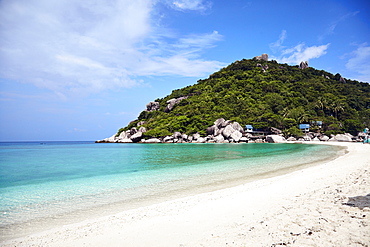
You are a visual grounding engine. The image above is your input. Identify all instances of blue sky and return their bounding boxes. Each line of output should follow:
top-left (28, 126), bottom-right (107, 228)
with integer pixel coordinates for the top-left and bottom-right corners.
top-left (0, 0), bottom-right (369, 141)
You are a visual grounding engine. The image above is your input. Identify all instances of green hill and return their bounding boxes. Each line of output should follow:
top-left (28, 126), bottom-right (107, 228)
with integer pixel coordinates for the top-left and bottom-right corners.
top-left (118, 58), bottom-right (370, 138)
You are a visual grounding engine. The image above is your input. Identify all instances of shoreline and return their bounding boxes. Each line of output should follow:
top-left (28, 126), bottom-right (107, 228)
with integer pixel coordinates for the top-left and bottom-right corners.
top-left (1, 142), bottom-right (369, 246)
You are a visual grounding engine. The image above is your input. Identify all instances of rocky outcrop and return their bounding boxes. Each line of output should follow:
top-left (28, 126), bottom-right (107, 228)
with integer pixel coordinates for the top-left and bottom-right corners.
top-left (339, 76), bottom-right (346, 83)
top-left (266, 135), bottom-right (287, 143)
top-left (257, 63), bottom-right (269, 72)
top-left (299, 61), bottom-right (308, 69)
top-left (146, 101), bottom-right (160, 112)
top-left (254, 53), bottom-right (269, 61)
top-left (164, 96), bottom-right (188, 113)
top-left (329, 133), bottom-right (353, 142)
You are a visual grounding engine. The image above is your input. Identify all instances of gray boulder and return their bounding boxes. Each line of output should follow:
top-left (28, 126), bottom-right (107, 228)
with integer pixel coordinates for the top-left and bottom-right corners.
top-left (193, 133), bottom-right (201, 140)
top-left (254, 53), bottom-right (269, 61)
top-left (164, 96), bottom-right (188, 113)
top-left (230, 131), bottom-right (242, 142)
top-left (231, 122), bottom-right (244, 133)
top-left (266, 135), bottom-right (287, 143)
top-left (299, 61), bottom-right (309, 69)
top-left (214, 118), bottom-right (226, 128)
top-left (118, 138), bottom-right (133, 143)
top-left (332, 134), bottom-right (353, 142)
top-left (197, 137), bottom-right (206, 143)
top-left (144, 138), bottom-right (161, 143)
top-left (319, 135), bottom-right (329, 141)
top-left (130, 131), bottom-right (143, 142)
top-left (214, 134), bottom-right (225, 143)
top-left (146, 102), bottom-right (160, 112)
top-left (287, 136), bottom-right (297, 141)
top-left (222, 125), bottom-right (235, 138)
top-left (239, 137), bottom-right (249, 142)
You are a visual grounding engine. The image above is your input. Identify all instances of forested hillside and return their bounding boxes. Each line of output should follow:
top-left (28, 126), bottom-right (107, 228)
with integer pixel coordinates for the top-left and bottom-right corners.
top-left (119, 58), bottom-right (370, 138)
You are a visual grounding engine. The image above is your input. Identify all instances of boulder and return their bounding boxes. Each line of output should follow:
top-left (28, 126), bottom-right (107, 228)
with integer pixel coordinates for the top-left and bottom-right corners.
top-left (333, 134), bottom-right (353, 142)
top-left (206, 126), bottom-right (216, 136)
top-left (197, 137), bottom-right (206, 143)
top-left (239, 137), bottom-right (249, 142)
top-left (146, 102), bottom-right (160, 112)
top-left (105, 134), bottom-right (117, 142)
top-left (118, 131), bottom-right (127, 139)
top-left (130, 131), bottom-right (143, 143)
top-left (137, 121), bottom-right (146, 127)
top-left (163, 136), bottom-right (173, 143)
top-left (266, 135), bottom-right (287, 143)
top-left (145, 138), bottom-right (161, 143)
top-left (138, 127), bottom-right (147, 133)
top-left (222, 125), bottom-right (235, 138)
top-left (214, 134), bottom-right (225, 143)
top-left (232, 122), bottom-right (244, 133)
top-left (254, 53), bottom-right (268, 61)
top-left (173, 132), bottom-right (182, 139)
top-left (193, 133), bottom-right (201, 140)
top-left (339, 76), bottom-right (346, 83)
top-left (303, 135), bottom-right (311, 141)
top-left (130, 127), bottom-right (137, 135)
top-left (214, 118), bottom-right (226, 128)
top-left (319, 135), bottom-right (329, 141)
top-left (118, 138), bottom-right (133, 143)
top-left (164, 96), bottom-right (188, 113)
top-left (230, 131), bottom-right (242, 142)
top-left (299, 61), bottom-right (308, 69)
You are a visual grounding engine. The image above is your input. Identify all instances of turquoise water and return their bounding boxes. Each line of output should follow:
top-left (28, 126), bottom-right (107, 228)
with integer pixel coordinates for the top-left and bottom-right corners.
top-left (0, 142), bottom-right (344, 240)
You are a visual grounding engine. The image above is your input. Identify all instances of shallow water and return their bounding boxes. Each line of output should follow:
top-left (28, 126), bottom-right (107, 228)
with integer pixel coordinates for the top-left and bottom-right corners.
top-left (0, 142), bottom-right (344, 240)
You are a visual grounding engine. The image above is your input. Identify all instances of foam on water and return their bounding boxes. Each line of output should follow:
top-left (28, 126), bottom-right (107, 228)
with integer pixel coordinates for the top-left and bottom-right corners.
top-left (0, 142), bottom-right (344, 240)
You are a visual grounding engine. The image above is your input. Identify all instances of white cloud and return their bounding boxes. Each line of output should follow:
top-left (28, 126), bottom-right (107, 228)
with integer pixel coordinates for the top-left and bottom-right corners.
top-left (0, 0), bottom-right (222, 96)
top-left (171, 0), bottom-right (212, 11)
top-left (269, 31), bottom-right (329, 64)
top-left (345, 44), bottom-right (370, 82)
top-left (279, 43), bottom-right (330, 64)
top-left (269, 30), bottom-right (287, 52)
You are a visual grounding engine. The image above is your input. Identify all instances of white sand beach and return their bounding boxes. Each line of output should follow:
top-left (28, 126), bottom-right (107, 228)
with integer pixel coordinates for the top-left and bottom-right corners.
top-left (2, 142), bottom-right (369, 247)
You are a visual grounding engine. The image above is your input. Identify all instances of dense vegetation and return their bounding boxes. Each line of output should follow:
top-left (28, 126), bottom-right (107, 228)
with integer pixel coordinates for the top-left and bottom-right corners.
top-left (119, 58), bottom-right (370, 138)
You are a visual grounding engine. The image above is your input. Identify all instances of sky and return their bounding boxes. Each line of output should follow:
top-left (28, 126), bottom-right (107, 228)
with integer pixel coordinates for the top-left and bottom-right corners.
top-left (0, 0), bottom-right (369, 141)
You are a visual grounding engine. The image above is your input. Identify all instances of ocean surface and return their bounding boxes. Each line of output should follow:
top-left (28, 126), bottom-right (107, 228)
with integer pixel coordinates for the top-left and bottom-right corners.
top-left (0, 141), bottom-right (344, 240)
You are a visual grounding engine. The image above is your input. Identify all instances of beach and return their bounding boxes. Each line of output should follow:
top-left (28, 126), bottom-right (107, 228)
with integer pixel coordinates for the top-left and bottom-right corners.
top-left (1, 142), bottom-right (369, 246)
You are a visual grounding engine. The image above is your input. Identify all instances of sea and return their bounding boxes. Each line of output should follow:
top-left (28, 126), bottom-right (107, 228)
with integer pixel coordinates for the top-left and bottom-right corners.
top-left (0, 141), bottom-right (345, 241)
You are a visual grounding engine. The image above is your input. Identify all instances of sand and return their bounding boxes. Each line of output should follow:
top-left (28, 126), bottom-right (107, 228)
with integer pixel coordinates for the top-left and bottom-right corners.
top-left (1, 142), bottom-right (369, 247)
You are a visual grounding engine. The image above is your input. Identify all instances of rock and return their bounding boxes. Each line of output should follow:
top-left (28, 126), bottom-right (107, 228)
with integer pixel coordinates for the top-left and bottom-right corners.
top-left (334, 134), bottom-right (353, 142)
top-left (173, 132), bottom-right (182, 139)
top-left (214, 134), bottom-right (225, 143)
top-left (319, 135), bottom-right (329, 141)
top-left (197, 137), bottom-right (206, 143)
top-left (239, 137), bottom-right (249, 142)
top-left (137, 121), bottom-right (146, 127)
top-left (146, 102), bottom-right (160, 112)
top-left (254, 53), bottom-right (268, 61)
top-left (256, 63), bottom-right (268, 72)
top-left (138, 127), bottom-right (147, 133)
top-left (222, 125), bottom-right (235, 138)
top-left (164, 96), bottom-right (188, 113)
top-left (118, 138), bottom-right (133, 143)
top-left (145, 138), bottom-right (161, 143)
top-left (303, 135), bottom-right (311, 141)
top-left (313, 137), bottom-right (320, 141)
top-left (266, 135), bottom-right (287, 143)
top-left (105, 134), bottom-right (117, 142)
top-left (193, 133), bottom-right (201, 140)
top-left (231, 122), bottom-right (244, 133)
top-left (163, 136), bottom-right (173, 143)
top-left (130, 127), bottom-right (137, 135)
top-left (339, 76), bottom-right (346, 83)
top-left (181, 134), bottom-right (188, 140)
top-left (287, 136), bottom-right (297, 141)
top-left (270, 127), bottom-right (282, 135)
top-left (118, 131), bottom-right (127, 139)
top-left (214, 118), bottom-right (226, 128)
top-left (130, 131), bottom-right (143, 142)
top-left (299, 61), bottom-right (308, 69)
top-left (206, 126), bottom-right (216, 136)
top-left (230, 131), bottom-right (242, 142)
